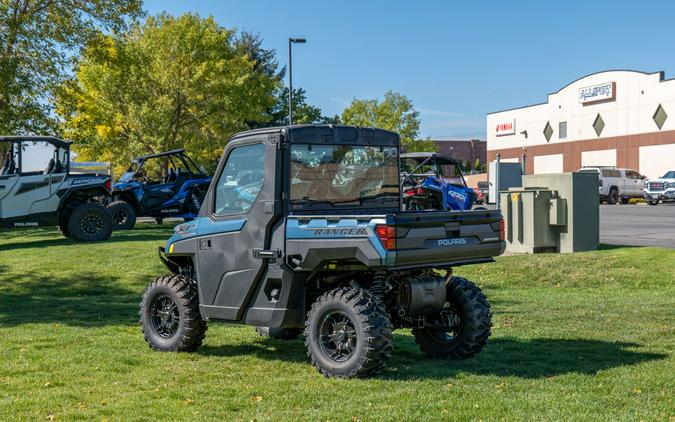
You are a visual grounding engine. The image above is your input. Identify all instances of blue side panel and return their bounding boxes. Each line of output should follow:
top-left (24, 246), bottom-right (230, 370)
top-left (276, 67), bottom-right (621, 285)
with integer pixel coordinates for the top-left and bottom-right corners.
top-left (166, 217), bottom-right (246, 251)
top-left (286, 217), bottom-right (393, 265)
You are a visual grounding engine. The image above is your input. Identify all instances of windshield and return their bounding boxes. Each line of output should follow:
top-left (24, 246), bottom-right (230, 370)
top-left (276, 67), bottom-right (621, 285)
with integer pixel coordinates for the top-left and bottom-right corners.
top-left (290, 144), bottom-right (399, 210)
top-left (662, 171), bottom-right (675, 179)
top-left (401, 158), bottom-right (436, 175)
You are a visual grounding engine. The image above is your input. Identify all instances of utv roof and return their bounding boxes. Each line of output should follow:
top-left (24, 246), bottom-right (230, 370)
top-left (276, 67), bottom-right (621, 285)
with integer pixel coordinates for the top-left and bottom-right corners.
top-left (0, 135), bottom-right (72, 149)
top-left (133, 149), bottom-right (187, 163)
top-left (401, 152), bottom-right (462, 166)
top-left (229, 125), bottom-right (400, 146)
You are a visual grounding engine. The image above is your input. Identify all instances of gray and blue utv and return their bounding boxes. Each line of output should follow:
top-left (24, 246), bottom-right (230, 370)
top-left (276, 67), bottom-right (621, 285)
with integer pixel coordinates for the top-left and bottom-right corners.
top-left (0, 136), bottom-right (113, 242)
top-left (139, 125), bottom-right (505, 378)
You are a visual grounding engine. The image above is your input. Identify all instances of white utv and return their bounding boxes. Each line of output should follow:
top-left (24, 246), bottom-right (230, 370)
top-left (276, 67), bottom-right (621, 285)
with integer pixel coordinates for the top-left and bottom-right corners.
top-left (0, 136), bottom-right (113, 242)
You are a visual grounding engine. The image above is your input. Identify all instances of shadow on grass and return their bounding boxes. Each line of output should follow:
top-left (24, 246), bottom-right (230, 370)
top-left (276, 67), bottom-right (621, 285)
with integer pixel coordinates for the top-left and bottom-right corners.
top-left (198, 333), bottom-right (667, 379)
top-left (383, 334), bottom-right (667, 380)
top-left (598, 243), bottom-right (644, 251)
top-left (0, 225), bottom-right (172, 252)
top-left (0, 271), bottom-right (141, 327)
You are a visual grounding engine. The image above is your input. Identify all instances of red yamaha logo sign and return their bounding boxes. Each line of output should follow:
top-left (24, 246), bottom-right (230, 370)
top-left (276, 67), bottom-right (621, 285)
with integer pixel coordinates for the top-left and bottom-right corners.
top-left (496, 119), bottom-right (516, 136)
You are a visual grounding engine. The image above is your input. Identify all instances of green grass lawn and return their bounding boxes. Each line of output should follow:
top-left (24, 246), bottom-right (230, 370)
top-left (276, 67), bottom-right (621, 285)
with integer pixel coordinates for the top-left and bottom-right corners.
top-left (1, 225), bottom-right (673, 421)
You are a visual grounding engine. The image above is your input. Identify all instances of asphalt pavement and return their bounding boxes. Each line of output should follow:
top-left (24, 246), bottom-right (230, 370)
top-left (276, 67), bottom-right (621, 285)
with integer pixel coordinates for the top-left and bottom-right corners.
top-left (600, 203), bottom-right (675, 248)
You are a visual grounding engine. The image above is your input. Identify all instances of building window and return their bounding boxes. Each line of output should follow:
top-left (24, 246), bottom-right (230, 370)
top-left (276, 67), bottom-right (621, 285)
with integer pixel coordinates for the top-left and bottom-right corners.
top-left (543, 121), bottom-right (553, 142)
top-left (653, 104), bottom-right (668, 130)
top-left (559, 121), bottom-right (567, 139)
top-left (593, 114), bottom-right (605, 137)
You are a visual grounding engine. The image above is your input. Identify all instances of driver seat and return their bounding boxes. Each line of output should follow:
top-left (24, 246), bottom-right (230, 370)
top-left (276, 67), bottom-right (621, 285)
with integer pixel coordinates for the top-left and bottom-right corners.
top-left (43, 158), bottom-right (55, 175)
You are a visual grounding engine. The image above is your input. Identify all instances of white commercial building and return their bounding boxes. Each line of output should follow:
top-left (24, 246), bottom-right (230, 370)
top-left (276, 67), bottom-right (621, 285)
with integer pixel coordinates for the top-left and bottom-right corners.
top-left (487, 70), bottom-right (675, 179)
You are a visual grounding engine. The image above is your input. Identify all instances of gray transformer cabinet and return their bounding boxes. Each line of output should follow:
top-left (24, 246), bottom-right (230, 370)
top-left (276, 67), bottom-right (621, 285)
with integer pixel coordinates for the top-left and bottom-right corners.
top-left (500, 172), bottom-right (599, 253)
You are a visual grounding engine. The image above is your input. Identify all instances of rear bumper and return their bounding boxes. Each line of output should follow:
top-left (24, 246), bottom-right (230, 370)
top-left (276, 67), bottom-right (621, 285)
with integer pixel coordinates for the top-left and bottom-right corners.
top-left (391, 240), bottom-right (505, 271)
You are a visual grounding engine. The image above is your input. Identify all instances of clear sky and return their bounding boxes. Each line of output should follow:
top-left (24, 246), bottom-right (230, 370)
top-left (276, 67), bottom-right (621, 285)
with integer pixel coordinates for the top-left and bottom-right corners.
top-left (144, 0), bottom-right (675, 140)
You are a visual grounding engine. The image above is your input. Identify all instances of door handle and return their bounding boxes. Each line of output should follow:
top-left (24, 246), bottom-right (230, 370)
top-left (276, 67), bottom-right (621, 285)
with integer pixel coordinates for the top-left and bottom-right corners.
top-left (252, 249), bottom-right (281, 259)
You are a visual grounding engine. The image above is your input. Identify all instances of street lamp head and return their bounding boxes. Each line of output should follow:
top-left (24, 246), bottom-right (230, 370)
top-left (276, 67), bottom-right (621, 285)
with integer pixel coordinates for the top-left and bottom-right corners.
top-left (290, 37), bottom-right (307, 43)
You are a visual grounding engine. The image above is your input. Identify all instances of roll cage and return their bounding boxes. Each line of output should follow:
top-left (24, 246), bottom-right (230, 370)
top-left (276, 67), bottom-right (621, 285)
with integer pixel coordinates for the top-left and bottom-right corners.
top-left (400, 152), bottom-right (469, 187)
top-left (0, 136), bottom-right (72, 176)
top-left (124, 149), bottom-right (206, 180)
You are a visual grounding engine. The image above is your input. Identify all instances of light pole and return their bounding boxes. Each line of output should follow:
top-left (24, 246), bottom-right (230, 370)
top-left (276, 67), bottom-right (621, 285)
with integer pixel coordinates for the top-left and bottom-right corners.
top-left (288, 37), bottom-right (306, 125)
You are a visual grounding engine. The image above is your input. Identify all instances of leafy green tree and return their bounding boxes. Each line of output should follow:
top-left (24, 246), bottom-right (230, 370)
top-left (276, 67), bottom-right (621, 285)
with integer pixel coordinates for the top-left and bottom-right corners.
top-left (265, 87), bottom-right (340, 127)
top-left (57, 13), bottom-right (279, 172)
top-left (474, 158), bottom-right (482, 172)
top-left (341, 91), bottom-right (434, 152)
top-left (0, 0), bottom-right (143, 134)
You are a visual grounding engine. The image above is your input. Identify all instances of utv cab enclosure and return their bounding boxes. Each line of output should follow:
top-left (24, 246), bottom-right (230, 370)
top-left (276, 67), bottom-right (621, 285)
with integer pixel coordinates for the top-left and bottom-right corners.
top-left (108, 149), bottom-right (211, 229)
top-left (0, 136), bottom-right (113, 242)
top-left (140, 125), bottom-right (505, 378)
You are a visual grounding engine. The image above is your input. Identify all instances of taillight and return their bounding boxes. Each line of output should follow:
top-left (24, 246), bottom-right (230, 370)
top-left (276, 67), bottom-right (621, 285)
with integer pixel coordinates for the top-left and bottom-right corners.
top-left (414, 187), bottom-right (425, 195)
top-left (375, 224), bottom-right (396, 250)
top-left (499, 219), bottom-right (505, 241)
top-left (105, 179), bottom-right (111, 191)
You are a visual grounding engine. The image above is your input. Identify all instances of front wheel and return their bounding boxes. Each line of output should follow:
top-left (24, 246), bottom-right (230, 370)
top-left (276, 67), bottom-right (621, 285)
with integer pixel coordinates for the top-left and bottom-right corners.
top-left (68, 203), bottom-right (113, 242)
top-left (305, 287), bottom-right (393, 378)
top-left (107, 200), bottom-right (137, 230)
top-left (412, 276), bottom-right (491, 360)
top-left (647, 199), bottom-right (659, 206)
top-left (139, 275), bottom-right (207, 352)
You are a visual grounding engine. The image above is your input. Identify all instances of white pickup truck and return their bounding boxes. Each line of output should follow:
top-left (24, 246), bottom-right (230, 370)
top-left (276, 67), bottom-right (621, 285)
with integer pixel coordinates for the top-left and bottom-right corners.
top-left (579, 166), bottom-right (646, 204)
top-left (643, 171), bottom-right (675, 205)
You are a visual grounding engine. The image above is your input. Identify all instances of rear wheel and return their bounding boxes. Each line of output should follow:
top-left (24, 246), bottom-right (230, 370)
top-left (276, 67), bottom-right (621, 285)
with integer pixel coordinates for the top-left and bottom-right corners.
top-left (107, 200), bottom-right (137, 230)
top-left (68, 203), bottom-right (113, 242)
top-left (139, 275), bottom-right (206, 352)
top-left (620, 197), bottom-right (630, 204)
top-left (305, 287), bottom-right (393, 378)
top-left (607, 188), bottom-right (619, 205)
top-left (412, 276), bottom-right (491, 360)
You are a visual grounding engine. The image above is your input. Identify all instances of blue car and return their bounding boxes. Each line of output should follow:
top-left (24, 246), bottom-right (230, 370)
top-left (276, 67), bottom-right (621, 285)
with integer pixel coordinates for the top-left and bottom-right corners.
top-left (401, 152), bottom-right (476, 211)
top-left (107, 149), bottom-right (211, 229)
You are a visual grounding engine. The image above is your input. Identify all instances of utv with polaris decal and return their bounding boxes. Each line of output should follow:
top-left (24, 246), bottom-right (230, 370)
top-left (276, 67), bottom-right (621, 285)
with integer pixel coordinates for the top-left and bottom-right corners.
top-left (0, 136), bottom-right (113, 242)
top-left (140, 125), bottom-right (505, 378)
top-left (400, 152), bottom-right (476, 211)
top-left (107, 149), bottom-right (211, 229)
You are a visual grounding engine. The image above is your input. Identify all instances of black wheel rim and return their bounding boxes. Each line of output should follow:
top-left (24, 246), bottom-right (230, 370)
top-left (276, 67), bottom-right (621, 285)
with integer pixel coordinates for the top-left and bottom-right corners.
top-left (112, 209), bottom-right (128, 226)
top-left (318, 310), bottom-right (357, 362)
top-left (81, 212), bottom-right (104, 235)
top-left (150, 294), bottom-right (180, 339)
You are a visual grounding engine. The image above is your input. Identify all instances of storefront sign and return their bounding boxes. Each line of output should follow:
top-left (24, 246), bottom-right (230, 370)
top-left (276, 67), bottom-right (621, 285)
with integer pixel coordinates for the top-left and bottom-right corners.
top-left (579, 82), bottom-right (616, 105)
top-left (495, 119), bottom-right (516, 136)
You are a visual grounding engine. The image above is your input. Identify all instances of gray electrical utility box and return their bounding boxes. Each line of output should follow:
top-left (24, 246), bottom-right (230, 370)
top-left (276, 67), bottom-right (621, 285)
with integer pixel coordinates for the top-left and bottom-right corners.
top-left (499, 172), bottom-right (599, 254)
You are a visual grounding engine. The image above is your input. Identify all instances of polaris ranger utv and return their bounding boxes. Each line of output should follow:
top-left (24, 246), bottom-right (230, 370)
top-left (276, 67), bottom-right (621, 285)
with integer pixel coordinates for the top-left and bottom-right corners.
top-left (0, 136), bottom-right (113, 242)
top-left (140, 125), bottom-right (504, 378)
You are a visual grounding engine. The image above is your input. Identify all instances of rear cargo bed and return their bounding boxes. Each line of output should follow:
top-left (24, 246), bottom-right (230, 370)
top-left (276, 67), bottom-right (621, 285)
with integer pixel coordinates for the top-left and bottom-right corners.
top-left (392, 209), bottom-right (504, 269)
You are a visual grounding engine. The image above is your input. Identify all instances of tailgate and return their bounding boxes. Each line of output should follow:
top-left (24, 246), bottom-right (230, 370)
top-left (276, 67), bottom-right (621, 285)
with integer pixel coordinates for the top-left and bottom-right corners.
top-left (393, 210), bottom-right (504, 269)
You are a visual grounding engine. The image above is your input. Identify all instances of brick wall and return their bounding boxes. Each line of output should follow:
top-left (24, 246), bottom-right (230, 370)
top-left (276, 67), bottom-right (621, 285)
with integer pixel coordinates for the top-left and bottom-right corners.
top-left (433, 139), bottom-right (487, 166)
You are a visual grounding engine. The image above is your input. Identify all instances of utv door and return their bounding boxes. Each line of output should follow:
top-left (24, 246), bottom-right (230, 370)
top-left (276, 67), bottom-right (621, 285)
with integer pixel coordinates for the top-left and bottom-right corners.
top-left (140, 183), bottom-right (176, 213)
top-left (0, 174), bottom-right (19, 219)
top-left (0, 173), bottom-right (53, 219)
top-left (195, 134), bottom-right (280, 321)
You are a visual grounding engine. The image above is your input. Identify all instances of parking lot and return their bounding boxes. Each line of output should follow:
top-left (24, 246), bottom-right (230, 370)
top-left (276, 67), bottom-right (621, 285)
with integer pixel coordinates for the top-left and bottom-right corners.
top-left (600, 203), bottom-right (675, 248)
top-left (481, 202), bottom-right (675, 249)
